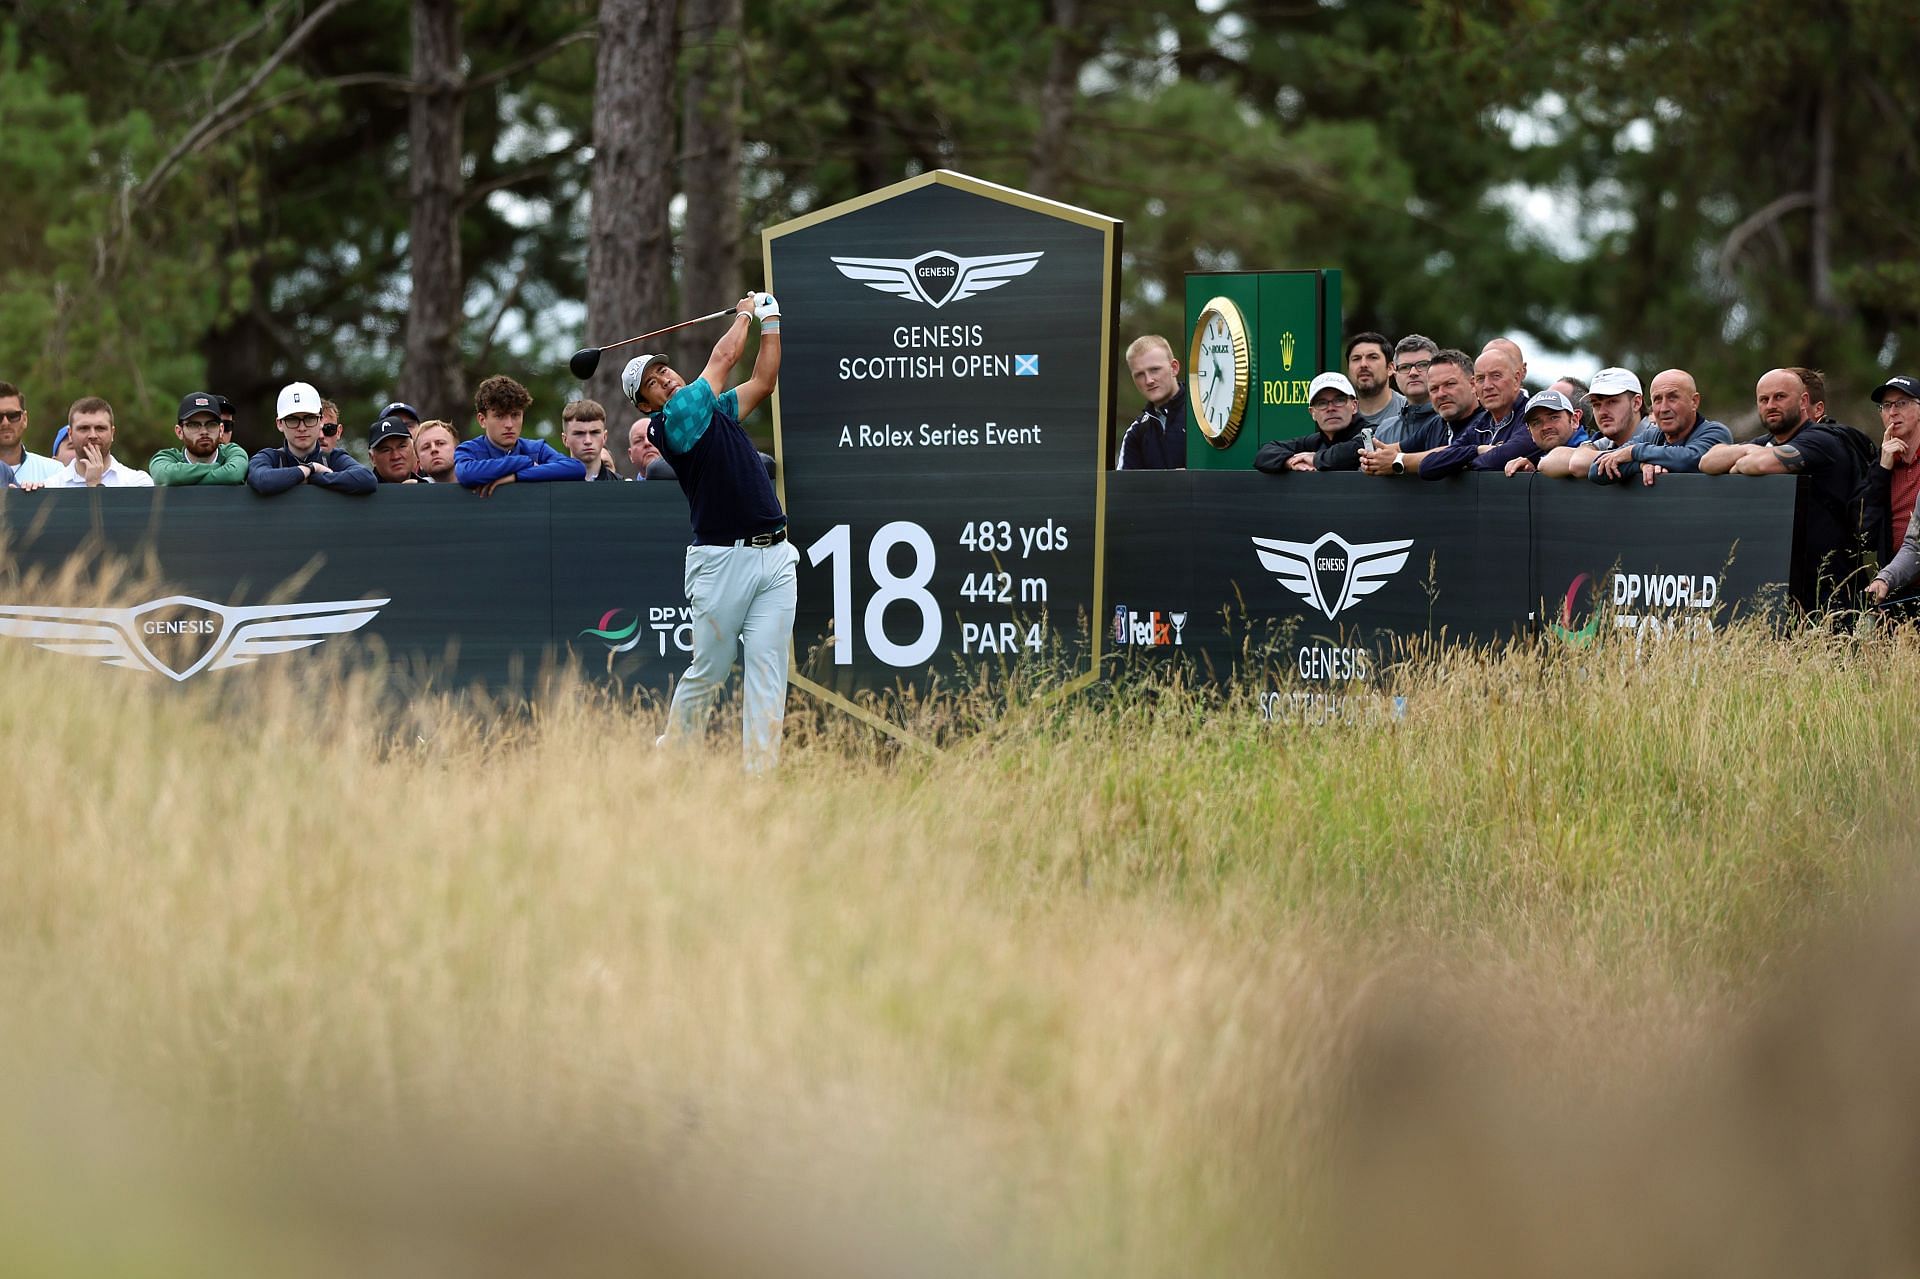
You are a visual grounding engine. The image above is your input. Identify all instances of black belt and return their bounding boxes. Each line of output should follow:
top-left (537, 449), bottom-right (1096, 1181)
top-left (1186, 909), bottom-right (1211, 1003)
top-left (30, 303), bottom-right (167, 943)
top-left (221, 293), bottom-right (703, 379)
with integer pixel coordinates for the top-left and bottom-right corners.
top-left (729, 528), bottom-right (787, 548)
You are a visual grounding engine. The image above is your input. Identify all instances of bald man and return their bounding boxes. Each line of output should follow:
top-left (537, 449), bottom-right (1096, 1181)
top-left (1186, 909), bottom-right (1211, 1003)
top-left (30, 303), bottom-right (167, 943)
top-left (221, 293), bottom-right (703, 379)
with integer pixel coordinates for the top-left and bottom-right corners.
top-left (1482, 337), bottom-right (1529, 388)
top-left (1587, 369), bottom-right (1730, 487)
top-left (1702, 368), bottom-right (1877, 609)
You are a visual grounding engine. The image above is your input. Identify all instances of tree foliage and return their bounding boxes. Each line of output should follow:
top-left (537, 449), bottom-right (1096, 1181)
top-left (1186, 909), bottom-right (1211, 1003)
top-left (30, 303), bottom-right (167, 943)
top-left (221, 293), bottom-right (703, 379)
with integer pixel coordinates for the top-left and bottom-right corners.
top-left (1, 0), bottom-right (1915, 459)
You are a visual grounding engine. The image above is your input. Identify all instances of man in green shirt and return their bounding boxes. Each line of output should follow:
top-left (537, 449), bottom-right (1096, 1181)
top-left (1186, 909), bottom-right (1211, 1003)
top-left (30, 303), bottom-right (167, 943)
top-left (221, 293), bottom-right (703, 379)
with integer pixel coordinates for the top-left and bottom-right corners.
top-left (150, 392), bottom-right (247, 485)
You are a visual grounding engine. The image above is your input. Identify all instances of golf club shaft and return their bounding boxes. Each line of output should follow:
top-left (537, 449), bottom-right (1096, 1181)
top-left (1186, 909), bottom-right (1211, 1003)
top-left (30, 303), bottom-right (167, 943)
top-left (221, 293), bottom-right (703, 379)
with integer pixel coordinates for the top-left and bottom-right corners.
top-left (602, 307), bottom-right (737, 354)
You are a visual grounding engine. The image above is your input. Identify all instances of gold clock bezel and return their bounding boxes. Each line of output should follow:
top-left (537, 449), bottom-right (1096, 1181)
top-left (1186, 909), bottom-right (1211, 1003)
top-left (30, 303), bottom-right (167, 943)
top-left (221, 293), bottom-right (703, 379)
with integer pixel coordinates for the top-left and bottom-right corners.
top-left (1188, 295), bottom-right (1251, 448)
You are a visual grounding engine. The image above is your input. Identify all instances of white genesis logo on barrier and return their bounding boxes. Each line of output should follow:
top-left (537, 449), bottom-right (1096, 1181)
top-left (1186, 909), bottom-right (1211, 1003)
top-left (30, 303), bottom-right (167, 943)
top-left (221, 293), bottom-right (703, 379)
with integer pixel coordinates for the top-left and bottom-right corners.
top-left (1252, 533), bottom-right (1414, 620)
top-left (0, 594), bottom-right (388, 681)
top-left (830, 250), bottom-right (1044, 309)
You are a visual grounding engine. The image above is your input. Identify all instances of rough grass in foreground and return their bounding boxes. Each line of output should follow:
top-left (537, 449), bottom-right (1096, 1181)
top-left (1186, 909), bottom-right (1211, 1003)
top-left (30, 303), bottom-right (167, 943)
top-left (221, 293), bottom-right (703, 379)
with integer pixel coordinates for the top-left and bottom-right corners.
top-left (0, 617), bottom-right (1915, 1277)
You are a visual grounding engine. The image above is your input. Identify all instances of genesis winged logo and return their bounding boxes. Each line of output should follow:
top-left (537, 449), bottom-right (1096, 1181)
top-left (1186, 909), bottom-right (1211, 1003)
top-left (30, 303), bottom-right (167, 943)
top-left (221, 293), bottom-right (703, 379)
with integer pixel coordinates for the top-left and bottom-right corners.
top-left (1252, 533), bottom-right (1413, 620)
top-left (0, 594), bottom-right (388, 681)
top-left (830, 250), bottom-right (1044, 309)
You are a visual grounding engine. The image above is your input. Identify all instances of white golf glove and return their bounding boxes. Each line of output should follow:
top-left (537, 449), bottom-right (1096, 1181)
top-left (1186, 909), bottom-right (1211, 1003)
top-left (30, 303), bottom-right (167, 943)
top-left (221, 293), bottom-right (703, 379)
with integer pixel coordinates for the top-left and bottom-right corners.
top-left (752, 292), bottom-right (781, 323)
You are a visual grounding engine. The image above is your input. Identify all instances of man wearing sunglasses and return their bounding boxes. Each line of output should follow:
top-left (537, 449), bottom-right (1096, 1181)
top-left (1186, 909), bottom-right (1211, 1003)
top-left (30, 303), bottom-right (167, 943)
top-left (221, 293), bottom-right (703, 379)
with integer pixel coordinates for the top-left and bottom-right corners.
top-left (0, 380), bottom-right (66, 486)
top-left (150, 392), bottom-right (248, 485)
top-left (246, 381), bottom-right (375, 496)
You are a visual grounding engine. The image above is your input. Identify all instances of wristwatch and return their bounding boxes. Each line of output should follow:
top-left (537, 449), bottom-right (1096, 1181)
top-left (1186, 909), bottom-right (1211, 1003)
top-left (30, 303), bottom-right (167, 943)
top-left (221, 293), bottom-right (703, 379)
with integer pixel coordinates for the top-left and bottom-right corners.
top-left (1391, 456), bottom-right (1405, 475)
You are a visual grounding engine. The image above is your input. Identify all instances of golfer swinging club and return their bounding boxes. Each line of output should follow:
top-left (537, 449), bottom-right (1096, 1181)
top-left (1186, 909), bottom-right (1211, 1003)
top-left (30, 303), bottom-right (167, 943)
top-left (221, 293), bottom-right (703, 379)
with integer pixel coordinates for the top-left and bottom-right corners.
top-left (623, 291), bottom-right (794, 770)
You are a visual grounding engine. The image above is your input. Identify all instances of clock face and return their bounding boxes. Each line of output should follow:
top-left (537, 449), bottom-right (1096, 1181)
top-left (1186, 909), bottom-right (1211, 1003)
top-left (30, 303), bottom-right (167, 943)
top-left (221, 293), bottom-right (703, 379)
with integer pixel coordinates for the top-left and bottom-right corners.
top-left (1188, 297), bottom-right (1249, 446)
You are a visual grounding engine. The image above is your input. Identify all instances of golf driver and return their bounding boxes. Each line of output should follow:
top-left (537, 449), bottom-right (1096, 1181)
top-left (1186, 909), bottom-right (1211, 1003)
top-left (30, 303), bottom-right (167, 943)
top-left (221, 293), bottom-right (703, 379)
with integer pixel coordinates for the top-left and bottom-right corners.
top-left (568, 307), bottom-right (737, 380)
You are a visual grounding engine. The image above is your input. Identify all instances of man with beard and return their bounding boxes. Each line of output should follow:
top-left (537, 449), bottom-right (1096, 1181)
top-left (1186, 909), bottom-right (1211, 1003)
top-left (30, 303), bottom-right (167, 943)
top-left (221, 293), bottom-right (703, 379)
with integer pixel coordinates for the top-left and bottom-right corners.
top-left (1254, 373), bottom-right (1366, 472)
top-left (1588, 368), bottom-right (1729, 487)
top-left (0, 380), bottom-right (64, 486)
top-left (150, 392), bottom-right (248, 485)
top-left (1345, 332), bottom-right (1405, 439)
top-left (1541, 367), bottom-right (1642, 478)
top-left (1358, 348), bottom-right (1480, 477)
top-left (1704, 367), bottom-right (1875, 609)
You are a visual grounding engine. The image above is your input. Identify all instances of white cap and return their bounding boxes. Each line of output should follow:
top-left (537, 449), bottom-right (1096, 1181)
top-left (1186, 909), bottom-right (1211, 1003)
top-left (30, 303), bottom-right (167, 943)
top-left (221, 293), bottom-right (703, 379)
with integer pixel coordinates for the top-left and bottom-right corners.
top-left (1307, 371), bottom-right (1357, 401)
top-left (621, 354), bottom-right (666, 407)
top-left (275, 381), bottom-right (321, 419)
top-left (1588, 367), bottom-right (1641, 396)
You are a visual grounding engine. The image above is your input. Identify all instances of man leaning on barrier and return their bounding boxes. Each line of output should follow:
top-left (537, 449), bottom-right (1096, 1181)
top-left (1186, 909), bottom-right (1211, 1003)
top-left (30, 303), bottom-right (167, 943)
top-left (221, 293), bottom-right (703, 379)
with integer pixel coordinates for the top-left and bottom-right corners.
top-left (247, 381), bottom-right (376, 497)
top-left (412, 420), bottom-right (459, 484)
top-left (41, 397), bottom-right (152, 488)
top-left (1402, 347), bottom-right (1528, 480)
top-left (1359, 348), bottom-right (1480, 477)
top-left (1117, 334), bottom-right (1187, 470)
top-left (1863, 377), bottom-right (1920, 608)
top-left (455, 375), bottom-right (586, 495)
top-left (1703, 368), bottom-right (1877, 608)
top-left (1254, 373), bottom-right (1366, 472)
top-left (1587, 368), bottom-right (1729, 487)
top-left (368, 416), bottom-right (419, 484)
top-left (1500, 389), bottom-right (1591, 474)
top-left (1540, 367), bottom-right (1642, 478)
top-left (1385, 335), bottom-right (1447, 449)
top-left (151, 392), bottom-right (247, 485)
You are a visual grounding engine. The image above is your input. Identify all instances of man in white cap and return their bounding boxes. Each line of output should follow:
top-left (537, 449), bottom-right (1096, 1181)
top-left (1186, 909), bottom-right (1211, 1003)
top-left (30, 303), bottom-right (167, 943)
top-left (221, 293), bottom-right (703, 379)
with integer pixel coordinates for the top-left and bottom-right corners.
top-left (246, 381), bottom-right (375, 496)
top-left (1253, 372), bottom-right (1368, 472)
top-left (1540, 366), bottom-right (1643, 478)
top-left (1590, 368), bottom-right (1730, 487)
top-left (622, 292), bottom-right (792, 771)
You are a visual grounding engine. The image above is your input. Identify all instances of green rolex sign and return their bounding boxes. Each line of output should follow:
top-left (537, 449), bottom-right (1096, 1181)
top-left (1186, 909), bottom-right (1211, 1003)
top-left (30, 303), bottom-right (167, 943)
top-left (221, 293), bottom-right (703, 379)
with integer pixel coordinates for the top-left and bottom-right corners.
top-left (1184, 270), bottom-right (1342, 470)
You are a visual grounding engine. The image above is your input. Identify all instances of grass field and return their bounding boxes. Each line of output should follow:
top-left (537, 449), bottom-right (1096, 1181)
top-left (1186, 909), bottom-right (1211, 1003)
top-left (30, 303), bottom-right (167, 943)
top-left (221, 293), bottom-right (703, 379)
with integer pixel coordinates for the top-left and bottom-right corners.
top-left (2, 609), bottom-right (1917, 1277)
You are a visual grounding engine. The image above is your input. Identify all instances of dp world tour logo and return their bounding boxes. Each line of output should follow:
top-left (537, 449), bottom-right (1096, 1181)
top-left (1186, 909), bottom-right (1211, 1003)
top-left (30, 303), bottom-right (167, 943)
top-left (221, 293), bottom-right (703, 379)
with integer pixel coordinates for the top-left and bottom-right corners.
top-left (0, 594), bottom-right (387, 681)
top-left (1252, 533), bottom-right (1414, 620)
top-left (831, 250), bottom-right (1044, 309)
top-left (578, 609), bottom-right (642, 653)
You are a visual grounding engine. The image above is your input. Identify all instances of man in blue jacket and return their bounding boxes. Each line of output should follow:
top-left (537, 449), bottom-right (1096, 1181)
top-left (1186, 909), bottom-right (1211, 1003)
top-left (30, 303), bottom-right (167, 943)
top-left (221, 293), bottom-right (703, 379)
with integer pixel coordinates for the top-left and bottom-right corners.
top-left (1589, 368), bottom-right (1731, 486)
top-left (454, 375), bottom-right (586, 495)
top-left (247, 381), bottom-right (376, 497)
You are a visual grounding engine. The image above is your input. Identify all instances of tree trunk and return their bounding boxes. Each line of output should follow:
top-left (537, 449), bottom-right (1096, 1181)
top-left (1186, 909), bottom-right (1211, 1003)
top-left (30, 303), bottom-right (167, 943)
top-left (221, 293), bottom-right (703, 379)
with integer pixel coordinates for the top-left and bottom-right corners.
top-left (1809, 81), bottom-right (1838, 317)
top-left (677, 0), bottom-right (743, 374)
top-left (400, 0), bottom-right (467, 421)
top-left (586, 0), bottom-right (679, 466)
top-left (1029, 0), bottom-right (1082, 197)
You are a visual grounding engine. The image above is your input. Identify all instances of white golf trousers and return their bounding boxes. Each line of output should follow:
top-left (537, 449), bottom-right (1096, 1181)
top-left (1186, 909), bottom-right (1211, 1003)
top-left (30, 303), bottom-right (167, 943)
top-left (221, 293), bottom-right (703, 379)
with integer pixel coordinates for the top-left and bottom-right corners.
top-left (664, 540), bottom-right (799, 770)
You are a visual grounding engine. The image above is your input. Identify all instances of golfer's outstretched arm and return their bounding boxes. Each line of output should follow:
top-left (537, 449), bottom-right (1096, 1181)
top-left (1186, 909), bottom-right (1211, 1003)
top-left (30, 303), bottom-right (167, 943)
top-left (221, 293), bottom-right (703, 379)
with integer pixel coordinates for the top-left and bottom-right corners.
top-left (735, 326), bottom-right (781, 420)
top-left (698, 299), bottom-right (755, 396)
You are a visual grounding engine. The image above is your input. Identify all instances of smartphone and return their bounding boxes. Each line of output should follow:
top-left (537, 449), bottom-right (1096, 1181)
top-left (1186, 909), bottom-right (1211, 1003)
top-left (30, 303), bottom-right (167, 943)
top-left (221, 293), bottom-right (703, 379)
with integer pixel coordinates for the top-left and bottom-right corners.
top-left (1360, 426), bottom-right (1376, 452)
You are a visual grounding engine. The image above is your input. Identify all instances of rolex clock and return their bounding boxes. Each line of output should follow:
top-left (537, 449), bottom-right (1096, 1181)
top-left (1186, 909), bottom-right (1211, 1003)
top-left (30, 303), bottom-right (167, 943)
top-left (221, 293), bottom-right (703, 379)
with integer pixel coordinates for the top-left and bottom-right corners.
top-left (1188, 295), bottom-right (1251, 447)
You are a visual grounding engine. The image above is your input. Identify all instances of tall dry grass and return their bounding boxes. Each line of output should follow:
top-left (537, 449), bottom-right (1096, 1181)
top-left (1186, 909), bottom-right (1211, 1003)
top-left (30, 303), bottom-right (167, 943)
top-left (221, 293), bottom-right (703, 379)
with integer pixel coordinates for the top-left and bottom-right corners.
top-left (2, 597), bottom-right (1917, 1277)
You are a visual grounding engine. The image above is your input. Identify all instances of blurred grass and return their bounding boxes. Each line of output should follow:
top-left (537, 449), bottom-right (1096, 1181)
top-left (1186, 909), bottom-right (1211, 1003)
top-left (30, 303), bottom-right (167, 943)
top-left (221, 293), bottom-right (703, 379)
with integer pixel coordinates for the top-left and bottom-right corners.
top-left (1, 609), bottom-right (1916, 1276)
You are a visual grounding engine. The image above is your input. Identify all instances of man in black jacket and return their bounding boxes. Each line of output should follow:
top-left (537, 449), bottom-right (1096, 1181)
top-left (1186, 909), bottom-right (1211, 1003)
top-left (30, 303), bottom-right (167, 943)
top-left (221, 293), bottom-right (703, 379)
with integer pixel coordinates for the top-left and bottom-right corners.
top-left (246, 381), bottom-right (376, 497)
top-left (1116, 335), bottom-right (1188, 469)
top-left (1254, 373), bottom-right (1366, 472)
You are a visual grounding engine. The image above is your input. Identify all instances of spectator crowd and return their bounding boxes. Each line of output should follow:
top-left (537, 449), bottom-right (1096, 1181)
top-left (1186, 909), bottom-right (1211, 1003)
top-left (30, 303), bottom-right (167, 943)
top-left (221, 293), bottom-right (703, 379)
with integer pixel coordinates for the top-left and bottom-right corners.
top-left (1119, 331), bottom-right (1920, 611)
top-left (0, 373), bottom-right (683, 502)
